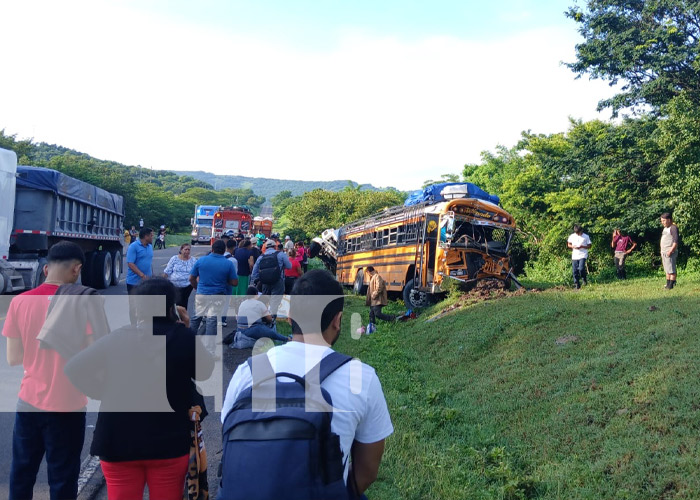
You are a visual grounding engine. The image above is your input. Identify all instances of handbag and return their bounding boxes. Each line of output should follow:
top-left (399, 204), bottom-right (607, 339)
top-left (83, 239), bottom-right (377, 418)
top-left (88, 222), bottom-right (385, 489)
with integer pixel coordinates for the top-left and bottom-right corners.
top-left (184, 406), bottom-right (209, 500)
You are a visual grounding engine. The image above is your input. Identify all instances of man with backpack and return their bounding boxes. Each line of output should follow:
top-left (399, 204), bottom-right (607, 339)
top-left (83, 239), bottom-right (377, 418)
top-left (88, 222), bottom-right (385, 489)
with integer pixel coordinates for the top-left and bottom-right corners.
top-left (250, 238), bottom-right (292, 316)
top-left (219, 269), bottom-right (393, 500)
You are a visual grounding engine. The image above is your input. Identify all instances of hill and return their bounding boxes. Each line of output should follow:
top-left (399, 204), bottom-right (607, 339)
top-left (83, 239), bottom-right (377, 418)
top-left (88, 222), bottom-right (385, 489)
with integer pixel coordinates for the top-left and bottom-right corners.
top-left (334, 275), bottom-right (700, 499)
top-left (173, 170), bottom-right (393, 199)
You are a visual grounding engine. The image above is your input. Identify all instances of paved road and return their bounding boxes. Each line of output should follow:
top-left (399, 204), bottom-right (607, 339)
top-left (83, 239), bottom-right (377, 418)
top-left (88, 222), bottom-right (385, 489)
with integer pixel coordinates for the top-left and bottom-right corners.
top-left (259, 202), bottom-right (273, 218)
top-left (0, 244), bottom-right (247, 499)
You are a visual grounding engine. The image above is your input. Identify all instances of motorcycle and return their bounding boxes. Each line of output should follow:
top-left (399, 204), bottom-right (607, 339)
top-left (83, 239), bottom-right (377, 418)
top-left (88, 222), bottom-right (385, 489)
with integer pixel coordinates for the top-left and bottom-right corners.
top-left (154, 232), bottom-right (165, 250)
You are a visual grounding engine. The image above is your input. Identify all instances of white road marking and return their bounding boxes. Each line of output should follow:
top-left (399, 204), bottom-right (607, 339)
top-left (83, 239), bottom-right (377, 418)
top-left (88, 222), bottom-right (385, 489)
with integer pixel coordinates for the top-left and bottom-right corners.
top-left (77, 455), bottom-right (101, 494)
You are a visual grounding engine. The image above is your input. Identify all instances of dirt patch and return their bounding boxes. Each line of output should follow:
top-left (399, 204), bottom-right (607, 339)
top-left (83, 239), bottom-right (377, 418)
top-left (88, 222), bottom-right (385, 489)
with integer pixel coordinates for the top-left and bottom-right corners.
top-left (435, 280), bottom-right (542, 316)
top-left (555, 335), bottom-right (580, 346)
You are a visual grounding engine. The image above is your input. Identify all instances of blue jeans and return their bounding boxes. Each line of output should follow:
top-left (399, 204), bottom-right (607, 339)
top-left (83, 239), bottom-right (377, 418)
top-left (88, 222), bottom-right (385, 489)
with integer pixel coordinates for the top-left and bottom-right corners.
top-left (261, 279), bottom-right (285, 316)
top-left (190, 295), bottom-right (225, 336)
top-left (242, 322), bottom-right (289, 343)
top-left (572, 258), bottom-right (587, 287)
top-left (10, 400), bottom-right (86, 500)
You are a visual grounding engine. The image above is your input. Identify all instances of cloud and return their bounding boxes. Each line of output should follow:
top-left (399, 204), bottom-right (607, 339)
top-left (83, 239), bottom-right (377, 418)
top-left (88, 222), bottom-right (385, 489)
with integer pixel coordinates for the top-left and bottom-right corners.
top-left (0, 1), bottom-right (613, 191)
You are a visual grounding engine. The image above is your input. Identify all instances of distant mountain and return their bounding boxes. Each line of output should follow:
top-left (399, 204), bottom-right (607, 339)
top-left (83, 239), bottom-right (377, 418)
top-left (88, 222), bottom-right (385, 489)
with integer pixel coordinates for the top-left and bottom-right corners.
top-left (173, 170), bottom-right (396, 200)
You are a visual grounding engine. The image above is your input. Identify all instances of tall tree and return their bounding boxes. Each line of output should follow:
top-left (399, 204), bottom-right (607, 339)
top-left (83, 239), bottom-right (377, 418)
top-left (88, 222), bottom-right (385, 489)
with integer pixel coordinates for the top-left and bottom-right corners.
top-left (566, 0), bottom-right (700, 114)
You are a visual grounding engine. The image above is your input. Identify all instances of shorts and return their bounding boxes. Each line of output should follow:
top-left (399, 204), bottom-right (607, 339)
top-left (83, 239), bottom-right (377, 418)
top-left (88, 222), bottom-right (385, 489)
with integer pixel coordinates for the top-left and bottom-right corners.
top-left (661, 250), bottom-right (677, 274)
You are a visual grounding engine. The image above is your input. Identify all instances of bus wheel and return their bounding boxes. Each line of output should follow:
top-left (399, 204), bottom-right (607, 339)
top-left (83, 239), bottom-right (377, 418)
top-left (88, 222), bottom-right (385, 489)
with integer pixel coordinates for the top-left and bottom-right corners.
top-left (353, 269), bottom-right (367, 295)
top-left (403, 279), bottom-right (430, 309)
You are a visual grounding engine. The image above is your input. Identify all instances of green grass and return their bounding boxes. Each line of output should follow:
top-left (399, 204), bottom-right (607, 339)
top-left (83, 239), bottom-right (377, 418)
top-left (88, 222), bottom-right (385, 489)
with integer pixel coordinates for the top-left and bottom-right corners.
top-left (332, 274), bottom-right (700, 499)
top-left (164, 233), bottom-right (193, 248)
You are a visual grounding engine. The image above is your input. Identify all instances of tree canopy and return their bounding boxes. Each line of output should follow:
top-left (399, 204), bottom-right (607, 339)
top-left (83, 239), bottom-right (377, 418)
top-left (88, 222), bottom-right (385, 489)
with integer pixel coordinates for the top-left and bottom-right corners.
top-left (567, 0), bottom-right (700, 114)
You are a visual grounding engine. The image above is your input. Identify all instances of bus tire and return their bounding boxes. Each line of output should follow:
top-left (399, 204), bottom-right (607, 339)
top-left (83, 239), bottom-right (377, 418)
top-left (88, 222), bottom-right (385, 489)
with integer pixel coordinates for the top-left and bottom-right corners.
top-left (353, 269), bottom-right (367, 295)
top-left (110, 249), bottom-right (122, 286)
top-left (403, 279), bottom-right (430, 309)
top-left (93, 251), bottom-right (112, 290)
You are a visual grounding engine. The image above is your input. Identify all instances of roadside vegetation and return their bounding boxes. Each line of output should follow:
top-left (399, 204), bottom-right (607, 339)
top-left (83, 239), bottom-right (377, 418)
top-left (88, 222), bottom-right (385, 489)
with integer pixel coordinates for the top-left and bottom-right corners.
top-left (336, 268), bottom-right (700, 499)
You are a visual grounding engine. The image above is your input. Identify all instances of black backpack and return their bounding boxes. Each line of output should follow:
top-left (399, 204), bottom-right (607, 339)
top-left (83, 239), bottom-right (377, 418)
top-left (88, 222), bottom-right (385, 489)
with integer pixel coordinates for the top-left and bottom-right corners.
top-left (258, 251), bottom-right (282, 285)
top-left (219, 351), bottom-right (353, 500)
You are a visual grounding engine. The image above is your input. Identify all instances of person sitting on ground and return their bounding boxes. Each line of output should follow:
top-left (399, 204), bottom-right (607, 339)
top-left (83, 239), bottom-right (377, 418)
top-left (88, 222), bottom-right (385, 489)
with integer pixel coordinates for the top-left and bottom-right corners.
top-left (232, 287), bottom-right (290, 349)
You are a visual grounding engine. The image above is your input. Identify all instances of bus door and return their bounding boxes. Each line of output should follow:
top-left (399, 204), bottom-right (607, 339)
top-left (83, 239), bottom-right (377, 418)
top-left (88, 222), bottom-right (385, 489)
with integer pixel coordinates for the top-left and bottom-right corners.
top-left (414, 214), bottom-right (439, 288)
top-left (423, 214), bottom-right (440, 286)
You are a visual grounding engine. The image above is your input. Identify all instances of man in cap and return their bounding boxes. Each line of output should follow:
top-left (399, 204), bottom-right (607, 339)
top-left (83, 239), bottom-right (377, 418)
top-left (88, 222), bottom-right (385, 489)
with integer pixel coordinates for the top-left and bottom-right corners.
top-left (284, 235), bottom-right (294, 252)
top-left (251, 239), bottom-right (292, 316)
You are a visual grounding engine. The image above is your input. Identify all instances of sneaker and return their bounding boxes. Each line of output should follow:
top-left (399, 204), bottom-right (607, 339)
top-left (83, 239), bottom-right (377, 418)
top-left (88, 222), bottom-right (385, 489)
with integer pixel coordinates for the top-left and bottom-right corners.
top-left (366, 323), bottom-right (376, 335)
top-left (221, 321), bottom-right (228, 327)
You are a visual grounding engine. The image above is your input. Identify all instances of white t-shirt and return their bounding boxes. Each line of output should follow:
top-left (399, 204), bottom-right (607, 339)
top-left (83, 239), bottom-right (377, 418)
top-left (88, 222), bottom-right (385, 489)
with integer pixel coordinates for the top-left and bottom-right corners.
top-left (224, 253), bottom-right (239, 274)
top-left (568, 232), bottom-right (591, 260)
top-left (237, 298), bottom-right (269, 327)
top-left (221, 341), bottom-right (394, 482)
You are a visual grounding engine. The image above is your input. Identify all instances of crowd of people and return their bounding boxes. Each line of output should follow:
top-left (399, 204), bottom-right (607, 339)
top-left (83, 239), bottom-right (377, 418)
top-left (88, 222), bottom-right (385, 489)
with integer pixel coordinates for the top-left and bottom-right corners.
top-left (3, 230), bottom-right (391, 500)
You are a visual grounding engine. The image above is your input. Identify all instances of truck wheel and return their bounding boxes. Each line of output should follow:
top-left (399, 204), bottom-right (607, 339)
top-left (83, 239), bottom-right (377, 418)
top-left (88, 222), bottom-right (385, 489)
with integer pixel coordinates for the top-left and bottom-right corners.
top-left (353, 269), bottom-right (366, 295)
top-left (403, 279), bottom-right (430, 309)
top-left (110, 249), bottom-right (122, 286)
top-left (81, 252), bottom-right (95, 287)
top-left (93, 251), bottom-right (112, 290)
top-left (34, 258), bottom-right (48, 289)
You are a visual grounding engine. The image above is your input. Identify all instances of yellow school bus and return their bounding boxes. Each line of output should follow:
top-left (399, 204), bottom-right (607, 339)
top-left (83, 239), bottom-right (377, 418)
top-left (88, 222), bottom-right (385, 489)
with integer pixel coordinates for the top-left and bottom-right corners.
top-left (310, 189), bottom-right (518, 308)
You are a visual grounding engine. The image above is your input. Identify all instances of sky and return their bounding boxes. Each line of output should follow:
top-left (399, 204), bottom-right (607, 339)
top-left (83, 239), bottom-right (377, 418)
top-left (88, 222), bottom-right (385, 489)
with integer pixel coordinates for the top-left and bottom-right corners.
top-left (0, 0), bottom-right (614, 191)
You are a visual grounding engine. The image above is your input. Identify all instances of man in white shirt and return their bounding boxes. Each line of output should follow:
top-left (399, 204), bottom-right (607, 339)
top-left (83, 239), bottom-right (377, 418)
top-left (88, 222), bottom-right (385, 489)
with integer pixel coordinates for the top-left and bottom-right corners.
top-left (567, 224), bottom-right (592, 289)
top-left (284, 235), bottom-right (295, 252)
top-left (221, 269), bottom-right (393, 498)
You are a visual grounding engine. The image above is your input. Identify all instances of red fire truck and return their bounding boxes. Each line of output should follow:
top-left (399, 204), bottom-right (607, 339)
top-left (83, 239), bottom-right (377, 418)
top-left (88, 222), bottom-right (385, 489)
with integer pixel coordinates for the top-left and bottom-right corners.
top-left (211, 206), bottom-right (253, 243)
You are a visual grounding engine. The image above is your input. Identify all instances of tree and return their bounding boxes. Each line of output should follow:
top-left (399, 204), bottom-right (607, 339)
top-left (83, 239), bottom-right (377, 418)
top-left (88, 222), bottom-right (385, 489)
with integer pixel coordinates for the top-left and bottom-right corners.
top-left (0, 130), bottom-right (34, 164)
top-left (656, 92), bottom-right (700, 253)
top-left (421, 173), bottom-right (460, 188)
top-left (566, 0), bottom-right (700, 114)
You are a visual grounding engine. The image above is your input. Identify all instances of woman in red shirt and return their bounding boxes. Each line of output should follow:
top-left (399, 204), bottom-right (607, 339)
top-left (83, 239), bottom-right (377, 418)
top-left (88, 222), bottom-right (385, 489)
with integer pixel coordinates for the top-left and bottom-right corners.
top-left (284, 248), bottom-right (303, 294)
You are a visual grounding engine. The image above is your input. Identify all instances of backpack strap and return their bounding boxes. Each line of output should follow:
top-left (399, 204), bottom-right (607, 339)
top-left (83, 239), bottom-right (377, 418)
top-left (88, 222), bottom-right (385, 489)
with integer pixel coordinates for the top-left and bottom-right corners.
top-left (247, 354), bottom-right (276, 387)
top-left (318, 351), bottom-right (353, 383)
top-left (247, 350), bottom-right (353, 385)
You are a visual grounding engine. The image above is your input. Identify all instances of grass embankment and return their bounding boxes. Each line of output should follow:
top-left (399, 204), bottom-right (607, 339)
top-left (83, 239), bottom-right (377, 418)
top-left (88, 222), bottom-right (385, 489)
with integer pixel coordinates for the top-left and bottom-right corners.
top-left (335, 276), bottom-right (700, 499)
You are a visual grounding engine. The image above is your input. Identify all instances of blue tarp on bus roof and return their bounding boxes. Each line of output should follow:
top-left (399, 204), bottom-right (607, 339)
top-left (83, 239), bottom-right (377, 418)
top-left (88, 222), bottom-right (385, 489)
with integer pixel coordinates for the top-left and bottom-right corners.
top-left (16, 165), bottom-right (124, 215)
top-left (404, 182), bottom-right (500, 207)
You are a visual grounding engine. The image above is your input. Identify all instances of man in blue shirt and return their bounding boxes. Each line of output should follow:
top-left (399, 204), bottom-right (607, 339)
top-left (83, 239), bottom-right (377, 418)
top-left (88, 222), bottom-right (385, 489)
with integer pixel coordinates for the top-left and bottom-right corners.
top-left (126, 227), bottom-right (154, 325)
top-left (251, 239), bottom-right (292, 317)
top-left (189, 240), bottom-right (238, 355)
top-left (126, 227), bottom-right (154, 288)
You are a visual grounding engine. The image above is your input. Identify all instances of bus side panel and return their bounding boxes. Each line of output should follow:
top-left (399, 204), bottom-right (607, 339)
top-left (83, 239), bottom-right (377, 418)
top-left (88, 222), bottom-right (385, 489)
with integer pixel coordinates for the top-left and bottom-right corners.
top-left (336, 245), bottom-right (417, 292)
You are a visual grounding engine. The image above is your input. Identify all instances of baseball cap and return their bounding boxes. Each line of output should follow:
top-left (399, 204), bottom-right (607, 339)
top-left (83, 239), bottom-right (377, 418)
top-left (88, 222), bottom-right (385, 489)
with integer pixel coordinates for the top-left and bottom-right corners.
top-left (285, 235), bottom-right (290, 240)
top-left (266, 239), bottom-right (276, 247)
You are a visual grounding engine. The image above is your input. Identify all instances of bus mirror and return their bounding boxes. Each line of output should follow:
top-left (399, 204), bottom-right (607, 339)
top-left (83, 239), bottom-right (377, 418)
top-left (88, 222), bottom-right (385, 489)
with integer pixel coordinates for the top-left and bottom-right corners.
top-left (190, 218), bottom-right (194, 226)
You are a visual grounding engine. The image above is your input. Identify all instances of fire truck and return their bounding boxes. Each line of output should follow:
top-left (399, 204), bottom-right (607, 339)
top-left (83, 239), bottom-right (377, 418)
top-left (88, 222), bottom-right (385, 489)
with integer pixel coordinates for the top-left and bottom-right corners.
top-left (211, 206), bottom-right (253, 243)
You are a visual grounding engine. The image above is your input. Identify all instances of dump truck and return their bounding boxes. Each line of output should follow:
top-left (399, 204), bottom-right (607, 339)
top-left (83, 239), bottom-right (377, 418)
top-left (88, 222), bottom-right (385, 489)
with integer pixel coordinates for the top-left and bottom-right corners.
top-left (0, 147), bottom-right (125, 293)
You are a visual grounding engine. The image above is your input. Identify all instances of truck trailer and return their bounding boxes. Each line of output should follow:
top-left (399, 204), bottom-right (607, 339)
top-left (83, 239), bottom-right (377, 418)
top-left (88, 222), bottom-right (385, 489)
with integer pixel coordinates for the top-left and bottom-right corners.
top-left (0, 147), bottom-right (125, 293)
